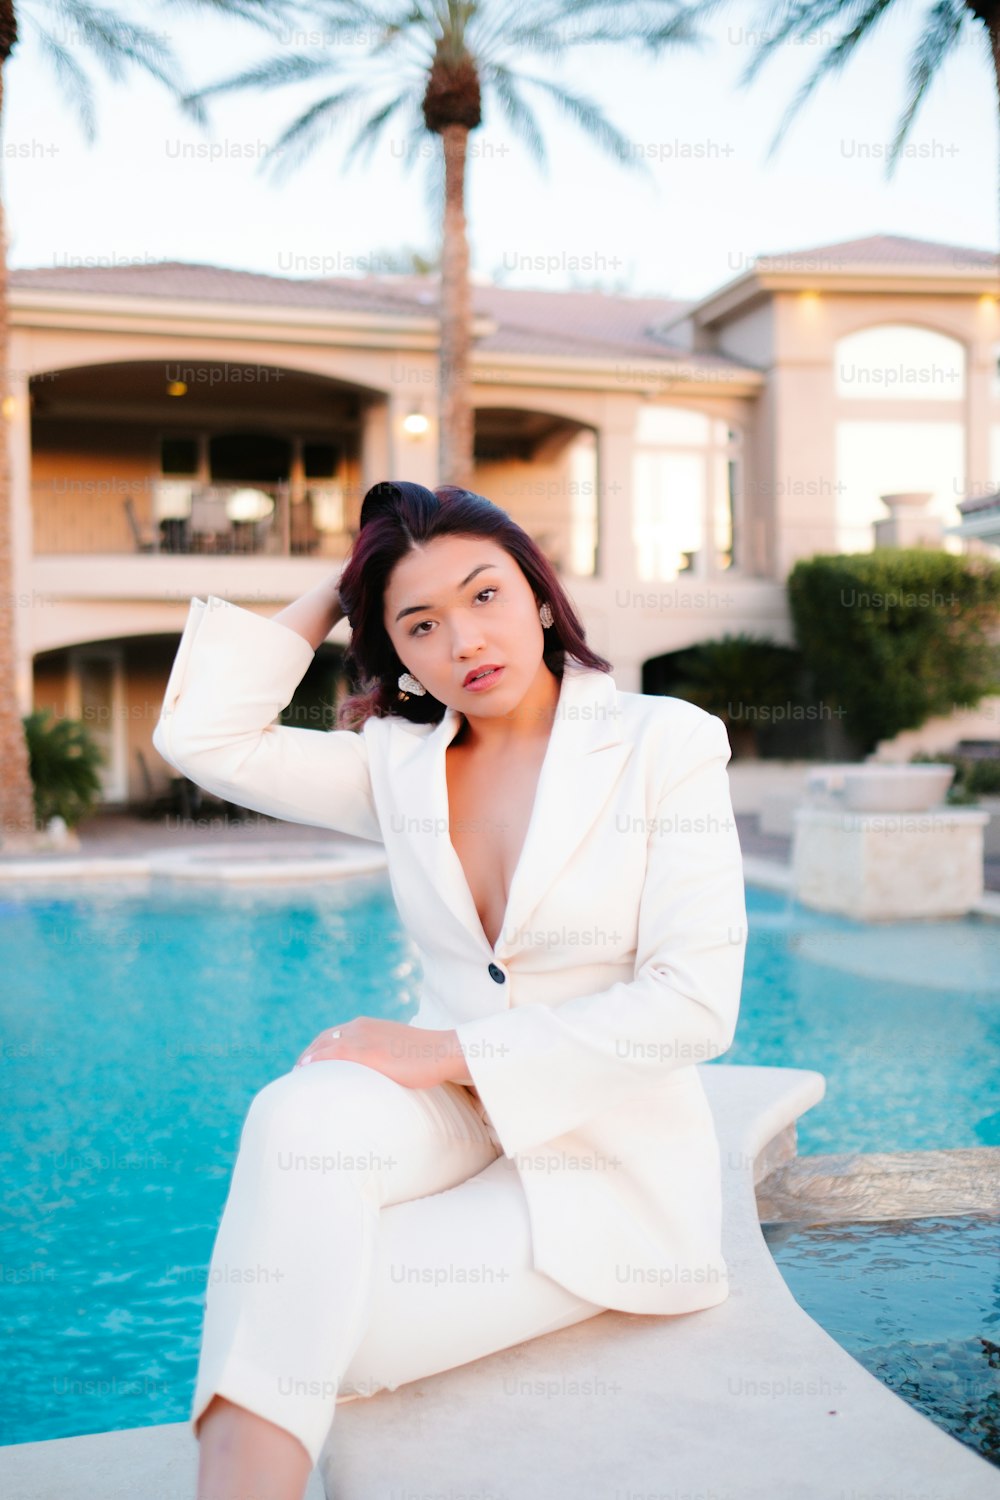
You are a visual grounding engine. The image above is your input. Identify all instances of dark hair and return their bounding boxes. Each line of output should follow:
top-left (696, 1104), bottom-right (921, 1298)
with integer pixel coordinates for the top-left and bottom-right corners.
top-left (335, 480), bottom-right (612, 731)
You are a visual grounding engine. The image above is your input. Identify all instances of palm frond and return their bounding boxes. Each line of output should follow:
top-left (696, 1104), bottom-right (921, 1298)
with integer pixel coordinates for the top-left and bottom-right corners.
top-left (885, 0), bottom-right (968, 176)
top-left (161, 0), bottom-right (298, 37)
top-left (507, 69), bottom-right (656, 179)
top-left (34, 0), bottom-right (180, 89)
top-left (257, 82), bottom-right (380, 180)
top-left (737, 0), bottom-right (866, 87)
top-left (24, 0), bottom-right (186, 141)
top-left (751, 0), bottom-right (900, 163)
top-left (484, 63), bottom-right (547, 166)
top-left (557, 0), bottom-right (711, 51)
top-left (23, 13), bottom-right (98, 140)
top-left (180, 50), bottom-right (339, 129)
top-left (184, 49), bottom-right (340, 105)
top-left (339, 88), bottom-right (414, 169)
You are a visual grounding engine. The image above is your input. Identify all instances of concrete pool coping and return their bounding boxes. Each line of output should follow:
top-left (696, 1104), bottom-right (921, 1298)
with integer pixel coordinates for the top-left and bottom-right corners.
top-left (4, 842), bottom-right (1000, 923)
top-left (2, 1064), bottom-right (998, 1499)
top-left (0, 841), bottom-right (391, 885)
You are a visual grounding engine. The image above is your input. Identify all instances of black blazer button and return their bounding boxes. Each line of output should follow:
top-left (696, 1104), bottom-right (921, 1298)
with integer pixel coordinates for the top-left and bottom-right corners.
top-left (488, 962), bottom-right (506, 984)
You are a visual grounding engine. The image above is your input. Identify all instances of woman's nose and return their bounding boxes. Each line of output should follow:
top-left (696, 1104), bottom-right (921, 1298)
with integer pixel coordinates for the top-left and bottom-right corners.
top-left (450, 624), bottom-right (486, 658)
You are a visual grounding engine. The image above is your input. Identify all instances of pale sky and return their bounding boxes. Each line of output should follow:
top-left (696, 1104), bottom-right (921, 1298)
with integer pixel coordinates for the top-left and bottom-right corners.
top-left (4, 1), bottom-right (996, 300)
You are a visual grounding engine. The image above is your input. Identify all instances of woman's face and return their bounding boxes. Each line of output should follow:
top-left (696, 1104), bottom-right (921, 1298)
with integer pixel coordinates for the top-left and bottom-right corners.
top-left (383, 534), bottom-right (549, 716)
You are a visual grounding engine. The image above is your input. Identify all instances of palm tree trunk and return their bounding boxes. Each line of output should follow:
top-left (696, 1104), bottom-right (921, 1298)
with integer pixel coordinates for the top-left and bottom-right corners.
top-left (0, 36), bottom-right (39, 851)
top-left (438, 122), bottom-right (474, 488)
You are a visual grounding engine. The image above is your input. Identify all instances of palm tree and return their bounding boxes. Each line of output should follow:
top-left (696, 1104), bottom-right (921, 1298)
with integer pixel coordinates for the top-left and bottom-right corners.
top-left (0, 1), bottom-right (272, 850)
top-left (179, 0), bottom-right (707, 488)
top-left (692, 0), bottom-right (999, 181)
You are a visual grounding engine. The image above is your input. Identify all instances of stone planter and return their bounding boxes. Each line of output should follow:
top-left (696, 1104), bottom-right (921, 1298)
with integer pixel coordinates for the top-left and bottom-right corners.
top-left (804, 763), bottom-right (955, 814)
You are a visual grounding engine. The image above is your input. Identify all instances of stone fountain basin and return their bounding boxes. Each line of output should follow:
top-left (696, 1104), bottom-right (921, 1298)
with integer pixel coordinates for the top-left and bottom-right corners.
top-left (804, 763), bottom-right (955, 813)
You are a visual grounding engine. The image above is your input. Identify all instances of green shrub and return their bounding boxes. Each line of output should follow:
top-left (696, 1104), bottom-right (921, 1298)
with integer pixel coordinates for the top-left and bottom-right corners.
top-left (23, 709), bottom-right (104, 828)
top-left (787, 549), bottom-right (1000, 755)
top-left (912, 751), bottom-right (1000, 804)
top-left (651, 633), bottom-right (806, 755)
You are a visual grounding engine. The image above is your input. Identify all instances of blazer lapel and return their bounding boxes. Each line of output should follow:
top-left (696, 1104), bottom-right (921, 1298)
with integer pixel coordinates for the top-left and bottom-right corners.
top-left (385, 664), bottom-right (632, 960)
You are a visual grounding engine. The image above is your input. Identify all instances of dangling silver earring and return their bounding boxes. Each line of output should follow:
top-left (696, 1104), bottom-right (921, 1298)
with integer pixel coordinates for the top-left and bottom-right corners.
top-left (539, 601), bottom-right (554, 628)
top-left (397, 670), bottom-right (426, 699)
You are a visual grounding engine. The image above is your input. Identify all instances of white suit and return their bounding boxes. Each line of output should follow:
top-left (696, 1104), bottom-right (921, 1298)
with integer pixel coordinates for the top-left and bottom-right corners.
top-left (152, 594), bottom-right (748, 1457)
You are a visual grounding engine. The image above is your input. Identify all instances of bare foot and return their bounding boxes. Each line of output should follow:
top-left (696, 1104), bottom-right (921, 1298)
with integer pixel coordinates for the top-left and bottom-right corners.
top-left (195, 1395), bottom-right (313, 1500)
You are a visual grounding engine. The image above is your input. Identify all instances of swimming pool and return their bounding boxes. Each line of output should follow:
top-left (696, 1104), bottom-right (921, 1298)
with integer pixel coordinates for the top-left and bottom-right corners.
top-left (723, 885), bottom-right (1000, 1154)
top-left (1, 875), bottom-right (998, 1447)
top-left (762, 1214), bottom-right (1000, 1470)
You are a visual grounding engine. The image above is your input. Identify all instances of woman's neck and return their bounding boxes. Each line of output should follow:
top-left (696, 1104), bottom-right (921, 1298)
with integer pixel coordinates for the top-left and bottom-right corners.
top-left (453, 662), bottom-right (561, 754)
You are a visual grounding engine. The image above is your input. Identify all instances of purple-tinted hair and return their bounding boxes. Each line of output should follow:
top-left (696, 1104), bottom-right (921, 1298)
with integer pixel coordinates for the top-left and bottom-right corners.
top-left (335, 480), bottom-right (612, 730)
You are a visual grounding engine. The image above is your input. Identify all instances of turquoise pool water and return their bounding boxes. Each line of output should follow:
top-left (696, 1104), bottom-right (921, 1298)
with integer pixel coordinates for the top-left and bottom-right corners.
top-left (1, 875), bottom-right (998, 1448)
top-left (720, 885), bottom-right (1000, 1154)
top-left (762, 1215), bottom-right (1000, 1469)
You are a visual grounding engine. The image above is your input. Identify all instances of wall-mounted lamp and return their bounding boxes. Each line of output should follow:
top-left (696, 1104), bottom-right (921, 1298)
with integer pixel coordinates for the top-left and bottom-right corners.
top-left (402, 407), bottom-right (430, 438)
top-left (166, 380), bottom-right (187, 397)
top-left (1, 395), bottom-right (15, 419)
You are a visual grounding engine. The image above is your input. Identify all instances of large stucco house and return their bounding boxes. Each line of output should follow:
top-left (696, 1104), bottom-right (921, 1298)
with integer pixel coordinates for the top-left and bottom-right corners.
top-left (9, 231), bottom-right (998, 806)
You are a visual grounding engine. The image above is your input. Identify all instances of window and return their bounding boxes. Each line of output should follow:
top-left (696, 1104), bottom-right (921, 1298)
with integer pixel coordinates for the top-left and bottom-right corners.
top-left (835, 324), bottom-right (965, 401)
top-left (834, 420), bottom-right (965, 553)
top-left (631, 408), bottom-right (740, 580)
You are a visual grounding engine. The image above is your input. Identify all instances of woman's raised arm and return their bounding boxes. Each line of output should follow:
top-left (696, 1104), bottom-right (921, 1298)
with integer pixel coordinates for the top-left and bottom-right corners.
top-left (270, 573), bottom-right (346, 651)
top-left (151, 580), bottom-right (382, 844)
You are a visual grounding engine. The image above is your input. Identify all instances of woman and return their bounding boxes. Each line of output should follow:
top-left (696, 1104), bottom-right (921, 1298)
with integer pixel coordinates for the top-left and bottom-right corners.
top-left (152, 479), bottom-right (748, 1500)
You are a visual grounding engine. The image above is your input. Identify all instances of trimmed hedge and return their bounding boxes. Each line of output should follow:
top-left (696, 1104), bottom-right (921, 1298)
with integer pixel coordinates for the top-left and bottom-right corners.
top-left (787, 548), bottom-right (1000, 754)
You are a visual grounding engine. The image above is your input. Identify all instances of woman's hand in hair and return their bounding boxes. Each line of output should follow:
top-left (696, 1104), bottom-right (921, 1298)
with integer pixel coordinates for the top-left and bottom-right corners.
top-left (293, 1017), bottom-right (472, 1089)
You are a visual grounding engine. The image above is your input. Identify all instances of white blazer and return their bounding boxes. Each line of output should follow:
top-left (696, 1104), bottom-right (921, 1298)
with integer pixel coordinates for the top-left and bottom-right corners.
top-left (152, 595), bottom-right (748, 1316)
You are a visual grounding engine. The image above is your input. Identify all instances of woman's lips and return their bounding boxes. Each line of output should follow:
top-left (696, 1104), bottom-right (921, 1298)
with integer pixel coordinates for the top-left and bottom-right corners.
top-left (463, 665), bottom-right (505, 692)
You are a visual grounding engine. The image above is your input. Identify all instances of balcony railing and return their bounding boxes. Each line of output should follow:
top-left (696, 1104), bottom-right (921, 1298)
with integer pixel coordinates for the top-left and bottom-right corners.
top-left (33, 479), bottom-right (355, 557)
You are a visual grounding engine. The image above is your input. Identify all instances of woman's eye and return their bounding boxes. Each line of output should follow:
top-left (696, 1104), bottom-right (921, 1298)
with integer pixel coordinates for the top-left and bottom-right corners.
top-left (409, 586), bottom-right (498, 636)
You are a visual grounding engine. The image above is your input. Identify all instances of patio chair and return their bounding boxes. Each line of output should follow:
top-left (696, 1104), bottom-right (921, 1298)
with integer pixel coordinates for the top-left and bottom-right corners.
top-left (133, 746), bottom-right (201, 820)
top-left (189, 493), bottom-right (233, 554)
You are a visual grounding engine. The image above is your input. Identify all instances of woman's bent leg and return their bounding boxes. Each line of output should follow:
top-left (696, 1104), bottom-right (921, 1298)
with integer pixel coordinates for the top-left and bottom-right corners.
top-left (336, 1152), bottom-right (607, 1404)
top-left (189, 1063), bottom-right (501, 1472)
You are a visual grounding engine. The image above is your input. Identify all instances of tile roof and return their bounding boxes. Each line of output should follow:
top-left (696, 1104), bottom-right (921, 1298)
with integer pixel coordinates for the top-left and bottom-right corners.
top-left (12, 232), bottom-right (989, 370)
top-left (751, 232), bottom-right (997, 273)
top-left (9, 260), bottom-right (433, 319)
top-left (9, 259), bottom-right (706, 361)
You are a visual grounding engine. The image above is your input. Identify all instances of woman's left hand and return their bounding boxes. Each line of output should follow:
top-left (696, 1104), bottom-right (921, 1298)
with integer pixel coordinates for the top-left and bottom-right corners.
top-left (293, 1018), bottom-right (466, 1090)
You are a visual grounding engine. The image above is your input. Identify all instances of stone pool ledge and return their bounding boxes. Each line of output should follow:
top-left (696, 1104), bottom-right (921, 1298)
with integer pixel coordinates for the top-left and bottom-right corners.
top-left (0, 842), bottom-right (388, 885)
top-left (2, 1063), bottom-right (998, 1499)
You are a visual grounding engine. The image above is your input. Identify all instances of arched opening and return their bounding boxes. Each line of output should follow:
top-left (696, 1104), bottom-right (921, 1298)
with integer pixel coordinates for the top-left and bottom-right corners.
top-left (833, 324), bottom-right (966, 553)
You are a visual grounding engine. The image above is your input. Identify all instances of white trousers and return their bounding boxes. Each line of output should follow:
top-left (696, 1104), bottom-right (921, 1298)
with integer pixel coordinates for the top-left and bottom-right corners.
top-left (189, 1059), bottom-right (608, 1468)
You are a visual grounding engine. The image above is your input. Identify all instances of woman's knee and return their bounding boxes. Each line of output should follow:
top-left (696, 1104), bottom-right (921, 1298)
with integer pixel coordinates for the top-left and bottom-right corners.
top-left (240, 1060), bottom-right (405, 1151)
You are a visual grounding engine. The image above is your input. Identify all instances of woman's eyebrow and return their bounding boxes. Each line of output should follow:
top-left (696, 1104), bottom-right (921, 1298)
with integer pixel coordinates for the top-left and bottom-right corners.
top-left (394, 564), bottom-right (498, 623)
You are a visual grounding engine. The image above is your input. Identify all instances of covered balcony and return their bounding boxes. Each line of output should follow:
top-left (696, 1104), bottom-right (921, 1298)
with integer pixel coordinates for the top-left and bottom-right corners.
top-left (29, 359), bottom-right (377, 562)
